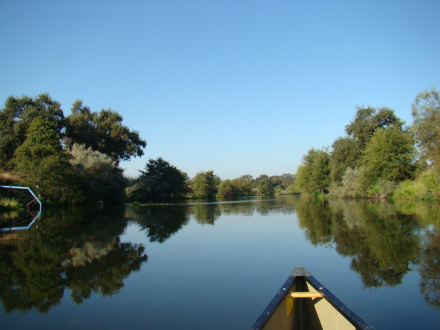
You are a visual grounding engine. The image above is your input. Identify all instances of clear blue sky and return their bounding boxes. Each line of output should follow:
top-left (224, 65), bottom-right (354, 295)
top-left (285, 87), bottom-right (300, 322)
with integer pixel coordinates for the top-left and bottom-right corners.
top-left (1, 0), bottom-right (439, 179)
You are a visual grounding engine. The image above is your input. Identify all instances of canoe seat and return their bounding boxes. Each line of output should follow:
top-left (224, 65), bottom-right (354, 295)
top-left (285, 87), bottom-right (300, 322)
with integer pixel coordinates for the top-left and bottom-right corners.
top-left (289, 292), bottom-right (323, 298)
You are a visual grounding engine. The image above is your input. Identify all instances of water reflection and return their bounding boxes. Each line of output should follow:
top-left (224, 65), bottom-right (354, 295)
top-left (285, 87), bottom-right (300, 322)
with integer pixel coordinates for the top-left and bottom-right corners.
top-left (191, 203), bottom-right (222, 225)
top-left (1, 196), bottom-right (440, 315)
top-left (0, 208), bottom-right (41, 231)
top-left (126, 205), bottom-right (190, 242)
top-left (294, 197), bottom-right (440, 309)
top-left (0, 207), bottom-right (147, 313)
top-left (185, 197), bottom-right (296, 224)
top-left (419, 228), bottom-right (440, 309)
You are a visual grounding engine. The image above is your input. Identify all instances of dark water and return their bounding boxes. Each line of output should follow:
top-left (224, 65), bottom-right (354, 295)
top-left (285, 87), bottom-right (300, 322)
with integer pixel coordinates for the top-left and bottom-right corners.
top-left (0, 196), bottom-right (439, 329)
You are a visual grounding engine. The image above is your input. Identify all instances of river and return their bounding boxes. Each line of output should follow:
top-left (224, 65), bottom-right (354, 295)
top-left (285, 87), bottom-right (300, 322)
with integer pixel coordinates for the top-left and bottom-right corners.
top-left (0, 196), bottom-right (439, 329)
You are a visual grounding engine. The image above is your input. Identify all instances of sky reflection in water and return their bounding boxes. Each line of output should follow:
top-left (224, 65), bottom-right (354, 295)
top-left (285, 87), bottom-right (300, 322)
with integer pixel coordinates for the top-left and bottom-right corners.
top-left (0, 196), bottom-right (439, 329)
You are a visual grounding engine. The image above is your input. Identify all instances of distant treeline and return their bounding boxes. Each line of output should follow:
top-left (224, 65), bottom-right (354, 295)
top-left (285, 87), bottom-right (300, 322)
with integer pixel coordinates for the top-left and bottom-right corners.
top-left (126, 163), bottom-right (296, 202)
top-left (0, 94), bottom-right (294, 205)
top-left (294, 88), bottom-right (440, 200)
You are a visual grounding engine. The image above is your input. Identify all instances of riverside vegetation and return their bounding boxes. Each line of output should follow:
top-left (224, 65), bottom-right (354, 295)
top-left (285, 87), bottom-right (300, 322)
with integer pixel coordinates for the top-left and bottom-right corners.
top-left (0, 94), bottom-right (294, 206)
top-left (0, 88), bottom-right (439, 205)
top-left (295, 87), bottom-right (440, 200)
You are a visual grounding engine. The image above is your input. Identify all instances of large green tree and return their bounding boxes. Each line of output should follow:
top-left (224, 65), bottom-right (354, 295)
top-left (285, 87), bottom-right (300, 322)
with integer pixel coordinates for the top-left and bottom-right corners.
top-left (411, 87), bottom-right (440, 166)
top-left (360, 126), bottom-right (416, 187)
top-left (280, 173), bottom-right (295, 190)
top-left (256, 178), bottom-right (275, 195)
top-left (218, 179), bottom-right (234, 197)
top-left (191, 170), bottom-right (219, 198)
top-left (65, 100), bottom-right (146, 164)
top-left (330, 137), bottom-right (358, 184)
top-left (330, 106), bottom-right (405, 185)
top-left (127, 157), bottom-right (189, 202)
top-left (345, 106), bottom-right (405, 149)
top-left (0, 94), bottom-right (65, 168)
top-left (295, 148), bottom-right (331, 194)
top-left (10, 119), bottom-right (76, 201)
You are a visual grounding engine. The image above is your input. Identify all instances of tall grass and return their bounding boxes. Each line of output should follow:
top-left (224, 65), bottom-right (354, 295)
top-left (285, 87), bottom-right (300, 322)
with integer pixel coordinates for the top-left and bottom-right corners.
top-left (0, 197), bottom-right (24, 210)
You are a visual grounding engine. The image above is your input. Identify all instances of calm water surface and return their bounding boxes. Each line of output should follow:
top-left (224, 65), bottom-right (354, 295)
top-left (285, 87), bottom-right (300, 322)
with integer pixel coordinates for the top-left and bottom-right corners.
top-left (1, 196), bottom-right (439, 329)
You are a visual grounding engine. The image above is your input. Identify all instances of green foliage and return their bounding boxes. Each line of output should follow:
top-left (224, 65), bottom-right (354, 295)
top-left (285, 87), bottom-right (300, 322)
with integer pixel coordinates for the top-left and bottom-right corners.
top-left (191, 170), bottom-right (219, 198)
top-left (394, 167), bottom-right (440, 200)
top-left (256, 178), bottom-right (275, 195)
top-left (329, 167), bottom-right (364, 198)
top-left (345, 105), bottom-right (405, 149)
top-left (69, 144), bottom-right (127, 204)
top-left (241, 181), bottom-right (253, 195)
top-left (252, 174), bottom-right (268, 188)
top-left (279, 173), bottom-right (295, 190)
top-left (365, 178), bottom-right (397, 198)
top-left (65, 101), bottom-right (146, 164)
top-left (0, 197), bottom-right (23, 210)
top-left (10, 119), bottom-right (78, 202)
top-left (360, 126), bottom-right (416, 188)
top-left (393, 180), bottom-right (426, 200)
top-left (330, 137), bottom-right (358, 184)
top-left (0, 94), bottom-right (146, 204)
top-left (0, 94), bottom-right (66, 168)
top-left (218, 178), bottom-right (254, 197)
top-left (0, 95), bottom-right (146, 168)
top-left (420, 167), bottom-right (440, 199)
top-left (295, 148), bottom-right (331, 194)
top-left (217, 179), bottom-right (233, 196)
top-left (411, 88), bottom-right (440, 165)
top-left (330, 106), bottom-right (405, 186)
top-left (127, 157), bottom-right (189, 202)
top-left (238, 174), bottom-right (253, 183)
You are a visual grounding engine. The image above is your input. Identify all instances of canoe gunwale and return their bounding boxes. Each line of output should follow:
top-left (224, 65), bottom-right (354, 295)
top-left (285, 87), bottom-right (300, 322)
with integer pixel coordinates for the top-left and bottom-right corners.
top-left (248, 267), bottom-right (373, 330)
top-left (249, 275), bottom-right (296, 330)
top-left (306, 276), bottom-right (373, 330)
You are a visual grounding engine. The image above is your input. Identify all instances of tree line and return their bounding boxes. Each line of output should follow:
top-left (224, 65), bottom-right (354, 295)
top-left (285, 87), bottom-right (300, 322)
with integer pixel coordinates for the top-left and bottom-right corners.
top-left (294, 88), bottom-right (440, 199)
top-left (0, 93), bottom-right (295, 204)
top-left (126, 159), bottom-right (296, 202)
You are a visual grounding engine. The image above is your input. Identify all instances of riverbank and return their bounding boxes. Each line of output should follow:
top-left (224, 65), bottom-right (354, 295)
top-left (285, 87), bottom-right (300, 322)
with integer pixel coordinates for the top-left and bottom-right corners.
top-left (0, 198), bottom-right (23, 211)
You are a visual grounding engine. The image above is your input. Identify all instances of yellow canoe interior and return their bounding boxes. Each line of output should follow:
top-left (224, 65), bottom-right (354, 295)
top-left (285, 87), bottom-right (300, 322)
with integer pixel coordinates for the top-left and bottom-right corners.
top-left (260, 276), bottom-right (360, 330)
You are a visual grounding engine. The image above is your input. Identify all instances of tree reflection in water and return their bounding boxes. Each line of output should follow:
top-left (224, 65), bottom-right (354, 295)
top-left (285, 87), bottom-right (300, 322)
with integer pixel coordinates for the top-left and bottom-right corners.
top-left (0, 207), bottom-right (147, 313)
top-left (127, 205), bottom-right (191, 242)
top-left (191, 203), bottom-right (222, 225)
top-left (2, 197), bottom-right (440, 313)
top-left (419, 229), bottom-right (440, 309)
top-left (294, 197), bottom-right (440, 308)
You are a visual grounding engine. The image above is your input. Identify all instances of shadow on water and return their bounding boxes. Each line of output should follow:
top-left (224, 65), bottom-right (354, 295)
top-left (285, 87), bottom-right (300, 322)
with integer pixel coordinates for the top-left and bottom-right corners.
top-left (294, 197), bottom-right (440, 309)
top-left (0, 207), bottom-right (147, 313)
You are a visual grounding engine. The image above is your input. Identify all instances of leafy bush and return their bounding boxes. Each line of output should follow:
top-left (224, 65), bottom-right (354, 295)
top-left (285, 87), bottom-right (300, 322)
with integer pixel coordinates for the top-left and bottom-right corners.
top-left (70, 144), bottom-right (127, 204)
top-left (329, 167), bottom-right (364, 198)
top-left (394, 167), bottom-right (440, 200)
top-left (367, 178), bottom-right (397, 198)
